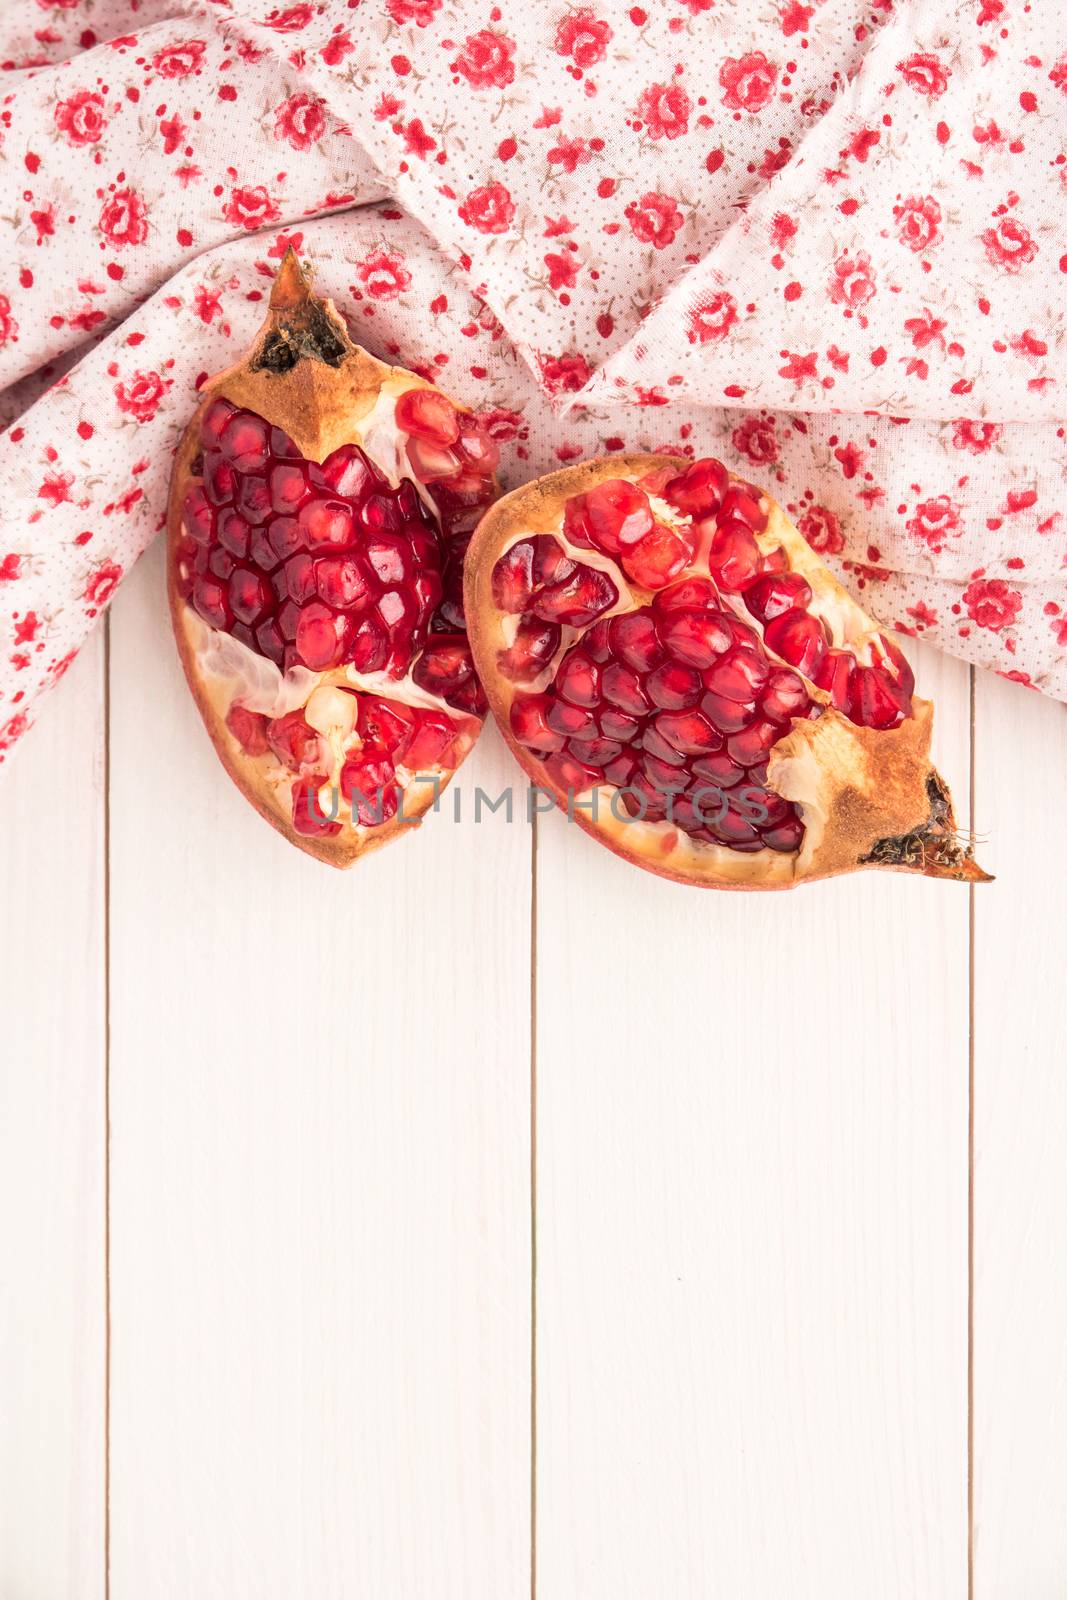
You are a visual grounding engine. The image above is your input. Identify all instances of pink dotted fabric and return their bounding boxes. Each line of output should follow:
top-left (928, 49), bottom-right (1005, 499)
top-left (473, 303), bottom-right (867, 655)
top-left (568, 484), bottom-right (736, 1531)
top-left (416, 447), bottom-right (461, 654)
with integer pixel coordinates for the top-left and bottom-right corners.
top-left (0, 0), bottom-right (1064, 765)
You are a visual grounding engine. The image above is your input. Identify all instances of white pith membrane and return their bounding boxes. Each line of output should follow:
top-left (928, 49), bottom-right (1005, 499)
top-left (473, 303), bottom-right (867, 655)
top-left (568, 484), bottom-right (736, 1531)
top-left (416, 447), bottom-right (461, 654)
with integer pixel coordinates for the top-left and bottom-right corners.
top-left (173, 370), bottom-right (485, 845)
top-left (474, 465), bottom-right (947, 888)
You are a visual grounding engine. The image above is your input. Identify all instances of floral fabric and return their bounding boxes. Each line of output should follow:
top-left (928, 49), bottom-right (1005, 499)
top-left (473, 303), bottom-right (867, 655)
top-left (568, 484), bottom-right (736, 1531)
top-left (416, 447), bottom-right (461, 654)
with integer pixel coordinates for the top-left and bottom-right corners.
top-left (0, 0), bottom-right (1064, 765)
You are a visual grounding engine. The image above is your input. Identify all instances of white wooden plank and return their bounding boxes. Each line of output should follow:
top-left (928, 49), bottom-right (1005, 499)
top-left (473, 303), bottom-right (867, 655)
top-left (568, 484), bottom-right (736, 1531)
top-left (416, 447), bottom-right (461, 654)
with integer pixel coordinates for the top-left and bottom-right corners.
top-left (972, 675), bottom-right (1067, 1598)
top-left (106, 539), bottom-right (531, 1599)
top-left (0, 638), bottom-right (107, 1600)
top-left (536, 642), bottom-right (972, 1599)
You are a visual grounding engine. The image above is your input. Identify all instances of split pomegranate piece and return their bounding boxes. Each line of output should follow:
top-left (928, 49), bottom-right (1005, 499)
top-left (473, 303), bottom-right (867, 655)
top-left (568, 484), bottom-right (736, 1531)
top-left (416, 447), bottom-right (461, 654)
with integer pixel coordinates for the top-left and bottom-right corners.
top-left (168, 250), bottom-right (498, 866)
top-left (464, 454), bottom-right (987, 890)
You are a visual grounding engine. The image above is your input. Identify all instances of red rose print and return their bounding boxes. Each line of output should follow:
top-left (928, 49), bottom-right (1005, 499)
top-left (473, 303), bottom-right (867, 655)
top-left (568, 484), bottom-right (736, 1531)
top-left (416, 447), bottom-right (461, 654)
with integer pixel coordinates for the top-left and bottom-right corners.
top-left (539, 353), bottom-right (591, 394)
top-left (981, 216), bottom-right (1038, 273)
top-left (457, 181), bottom-right (516, 234)
top-left (952, 420), bottom-right (1002, 454)
top-left (152, 40), bottom-right (207, 77)
top-left (636, 83), bottom-right (691, 141)
top-left (893, 194), bottom-right (942, 253)
top-left (273, 93), bottom-right (326, 151)
top-left (906, 495), bottom-right (962, 553)
top-left (99, 188), bottom-right (148, 249)
top-left (547, 136), bottom-right (591, 174)
top-left (264, 4), bottom-right (314, 28)
top-left (828, 250), bottom-right (876, 308)
top-left (355, 249), bottom-right (412, 300)
top-left (797, 505), bottom-right (844, 555)
top-left (386, 0), bottom-right (442, 23)
top-left (222, 186), bottom-right (282, 230)
top-left (83, 562), bottom-right (123, 609)
top-left (451, 29), bottom-right (517, 90)
top-left (687, 290), bottom-right (738, 344)
top-left (54, 90), bottom-right (107, 147)
top-left (1050, 55), bottom-right (1067, 93)
top-left (731, 413), bottom-right (779, 466)
top-left (0, 554), bottom-right (21, 582)
top-left (321, 33), bottom-right (355, 65)
top-left (0, 295), bottom-right (17, 347)
top-left (114, 369), bottom-right (172, 423)
top-left (624, 191), bottom-right (684, 249)
top-left (719, 52), bottom-right (778, 113)
top-left (1051, 616), bottom-right (1067, 648)
top-left (897, 52), bottom-right (950, 97)
top-left (963, 578), bottom-right (1022, 632)
top-left (554, 10), bottom-right (612, 69)
top-left (0, 712), bottom-right (30, 756)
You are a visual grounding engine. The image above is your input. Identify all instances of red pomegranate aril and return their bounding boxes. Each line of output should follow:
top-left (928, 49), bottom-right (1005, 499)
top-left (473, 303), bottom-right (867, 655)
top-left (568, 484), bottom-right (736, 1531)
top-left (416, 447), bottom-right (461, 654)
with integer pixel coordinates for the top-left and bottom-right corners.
top-left (412, 635), bottom-right (476, 700)
top-left (583, 480), bottom-right (654, 554)
top-left (192, 575), bottom-right (231, 629)
top-left (317, 445), bottom-right (372, 499)
top-left (575, 736), bottom-right (623, 766)
top-left (492, 541), bottom-right (535, 614)
top-left (719, 485), bottom-right (768, 532)
top-left (365, 535), bottom-right (409, 586)
top-left (218, 510), bottom-right (251, 560)
top-left (511, 692), bottom-right (566, 753)
top-left (229, 567), bottom-right (271, 625)
top-left (621, 774), bottom-right (669, 820)
top-left (269, 463), bottom-right (308, 514)
top-left (644, 753), bottom-right (688, 789)
top-left (654, 708), bottom-right (720, 754)
top-left (710, 805), bottom-right (761, 846)
top-left (647, 660), bottom-right (702, 710)
top-left (699, 688), bottom-right (756, 734)
top-left (692, 750), bottom-right (743, 787)
top-left (623, 525), bottom-right (691, 590)
top-left (702, 646), bottom-right (770, 702)
top-left (400, 712), bottom-right (461, 770)
top-left (315, 557), bottom-right (368, 609)
top-left (201, 396), bottom-right (237, 449)
top-left (556, 650), bottom-right (600, 707)
top-left (762, 668), bottom-right (811, 721)
top-left (255, 619), bottom-right (284, 666)
top-left (183, 486), bottom-right (215, 545)
top-left (662, 457), bottom-right (728, 518)
top-left (340, 748), bottom-right (399, 824)
top-left (269, 426), bottom-right (300, 458)
top-left (653, 576), bottom-right (721, 613)
top-left (394, 386), bottom-right (460, 447)
top-left (640, 725), bottom-right (688, 766)
top-left (203, 455), bottom-right (236, 507)
top-left (349, 614), bottom-right (389, 673)
top-left (220, 411), bottom-right (270, 472)
top-left (708, 521), bottom-right (762, 591)
top-left (532, 566), bottom-right (618, 627)
top-left (285, 554), bottom-right (316, 603)
top-left (455, 418), bottom-right (500, 473)
top-left (872, 633), bottom-right (915, 700)
top-left (267, 710), bottom-right (320, 771)
top-left (545, 750), bottom-right (601, 793)
top-left (726, 718), bottom-right (783, 767)
top-left (296, 603), bottom-right (348, 669)
top-left (299, 498), bottom-right (355, 551)
top-left (498, 616), bottom-right (561, 682)
top-left (814, 648), bottom-right (853, 711)
top-left (849, 665), bottom-right (908, 730)
top-left (209, 546), bottom-right (235, 582)
top-left (582, 618), bottom-right (613, 661)
top-left (562, 496), bottom-right (594, 549)
top-left (601, 661), bottom-right (650, 714)
top-left (546, 699), bottom-right (596, 740)
top-left (599, 708), bottom-right (641, 742)
top-left (225, 703), bottom-right (270, 755)
top-left (292, 774), bottom-right (342, 837)
top-left (659, 609), bottom-right (732, 668)
top-left (406, 435), bottom-right (461, 483)
top-left (268, 515), bottom-right (305, 563)
top-left (763, 609), bottom-right (828, 676)
top-left (735, 785), bottom-right (791, 828)
top-left (603, 752), bottom-right (638, 786)
top-left (357, 693), bottom-right (414, 753)
top-left (762, 815), bottom-right (805, 853)
top-left (745, 571), bottom-right (813, 624)
top-left (531, 536), bottom-right (575, 587)
top-left (610, 612), bottom-right (663, 672)
top-left (235, 477), bottom-right (271, 525)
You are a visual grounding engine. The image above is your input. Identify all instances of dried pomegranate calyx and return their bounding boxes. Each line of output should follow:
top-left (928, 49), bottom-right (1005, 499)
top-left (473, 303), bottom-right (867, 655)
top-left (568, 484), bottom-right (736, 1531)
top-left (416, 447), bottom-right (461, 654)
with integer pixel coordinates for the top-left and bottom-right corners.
top-left (464, 453), bottom-right (987, 890)
top-left (167, 250), bottom-right (497, 867)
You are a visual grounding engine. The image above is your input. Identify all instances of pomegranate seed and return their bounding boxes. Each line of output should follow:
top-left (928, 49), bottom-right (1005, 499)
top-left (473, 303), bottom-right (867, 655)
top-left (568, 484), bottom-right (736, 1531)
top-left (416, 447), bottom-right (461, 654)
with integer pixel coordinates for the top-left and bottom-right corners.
top-left (610, 612), bottom-right (663, 671)
top-left (412, 635), bottom-right (477, 710)
top-left (270, 427), bottom-right (300, 458)
top-left (603, 752), bottom-right (638, 786)
top-left (708, 521), bottom-right (762, 591)
top-left (710, 805), bottom-right (761, 846)
top-left (702, 646), bottom-right (770, 703)
top-left (719, 485), bottom-right (768, 532)
top-left (646, 661), bottom-right (702, 710)
top-left (643, 753), bottom-right (688, 789)
top-left (406, 435), bottom-right (461, 483)
top-left (640, 724), bottom-right (688, 766)
top-left (599, 708), bottom-right (641, 742)
top-left (292, 774), bottom-right (342, 837)
top-left (735, 785), bottom-right (791, 828)
top-left (220, 410), bottom-right (270, 472)
top-left (745, 571), bottom-right (812, 624)
top-left (204, 455), bottom-right (236, 506)
top-left (394, 386), bottom-right (460, 447)
top-left (349, 614), bottom-right (389, 673)
top-left (547, 699), bottom-right (597, 740)
top-left (761, 668), bottom-right (812, 721)
top-left (340, 748), bottom-right (399, 825)
top-left (562, 495), bottom-right (594, 549)
top-left (209, 546), bottom-right (235, 582)
top-left (299, 498), bottom-right (355, 551)
top-left (654, 708), bottom-right (720, 754)
top-left (269, 463), bottom-right (308, 514)
top-left (183, 486), bottom-right (215, 545)
top-left (511, 692), bottom-right (566, 753)
top-left (218, 510), bottom-right (251, 559)
top-left (699, 688), bottom-right (756, 733)
top-left (267, 711), bottom-right (320, 771)
top-left (574, 736), bottom-right (623, 766)
top-left (192, 575), bottom-right (232, 630)
top-left (653, 576), bottom-right (720, 613)
top-left (601, 661), bottom-right (650, 714)
top-left (872, 634), bottom-right (915, 700)
top-left (762, 816), bottom-right (804, 852)
top-left (692, 750), bottom-right (743, 787)
top-left (544, 750), bottom-right (601, 794)
top-left (556, 650), bottom-right (601, 707)
top-left (497, 616), bottom-right (561, 681)
top-left (662, 457), bottom-right (728, 518)
top-left (357, 694), bottom-right (415, 753)
top-left (659, 609), bottom-right (732, 667)
top-left (455, 416), bottom-right (500, 474)
top-left (583, 480), bottom-right (654, 554)
top-left (400, 711), bottom-right (461, 770)
top-left (492, 540), bottom-right (535, 613)
top-left (763, 609), bottom-right (828, 677)
top-left (532, 565), bottom-right (618, 627)
top-left (255, 620), bottom-right (284, 666)
top-left (296, 603), bottom-right (349, 669)
top-left (582, 618), bottom-right (613, 661)
top-left (813, 649), bottom-right (853, 711)
top-left (726, 718), bottom-right (784, 767)
top-left (225, 703), bottom-right (270, 755)
top-left (200, 396), bottom-right (237, 448)
top-left (285, 553), bottom-right (316, 604)
top-left (315, 557), bottom-right (368, 610)
top-left (622, 525), bottom-right (691, 590)
top-left (849, 666), bottom-right (908, 730)
top-left (229, 567), bottom-right (272, 625)
top-left (531, 535), bottom-right (575, 587)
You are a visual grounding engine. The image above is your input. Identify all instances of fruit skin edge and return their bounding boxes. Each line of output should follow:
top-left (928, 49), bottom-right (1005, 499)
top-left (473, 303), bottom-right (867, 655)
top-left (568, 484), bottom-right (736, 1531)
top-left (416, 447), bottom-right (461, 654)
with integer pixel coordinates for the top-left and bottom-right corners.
top-left (464, 454), bottom-right (990, 892)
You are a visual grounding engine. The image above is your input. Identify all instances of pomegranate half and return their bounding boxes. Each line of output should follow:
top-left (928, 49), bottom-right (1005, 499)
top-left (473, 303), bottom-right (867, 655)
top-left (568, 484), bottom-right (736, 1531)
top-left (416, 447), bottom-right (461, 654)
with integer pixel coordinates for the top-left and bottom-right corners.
top-left (167, 251), bottom-right (498, 866)
top-left (465, 455), bottom-right (988, 889)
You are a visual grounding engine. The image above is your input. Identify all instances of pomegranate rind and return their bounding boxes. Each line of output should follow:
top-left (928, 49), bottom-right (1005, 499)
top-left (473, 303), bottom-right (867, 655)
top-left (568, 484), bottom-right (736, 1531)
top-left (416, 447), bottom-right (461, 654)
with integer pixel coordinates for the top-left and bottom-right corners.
top-left (167, 251), bottom-right (491, 868)
top-left (465, 454), bottom-right (985, 890)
